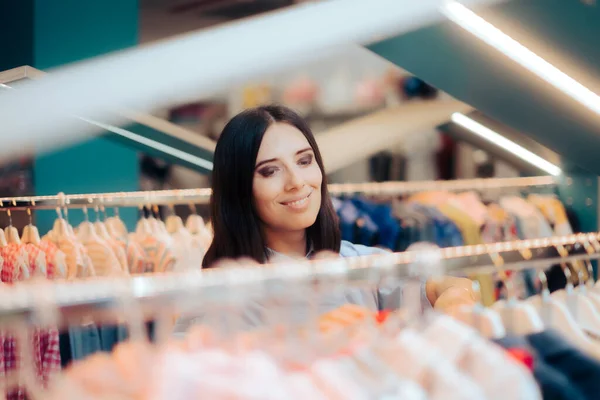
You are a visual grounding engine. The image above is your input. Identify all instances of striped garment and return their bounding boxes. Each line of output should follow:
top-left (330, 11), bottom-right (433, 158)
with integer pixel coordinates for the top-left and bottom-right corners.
top-left (116, 238), bottom-right (146, 274)
top-left (0, 248), bottom-right (61, 399)
top-left (37, 240), bottom-right (67, 280)
top-left (21, 243), bottom-right (47, 278)
top-left (0, 246), bottom-right (28, 282)
top-left (134, 235), bottom-right (176, 273)
top-left (80, 239), bottom-right (122, 277)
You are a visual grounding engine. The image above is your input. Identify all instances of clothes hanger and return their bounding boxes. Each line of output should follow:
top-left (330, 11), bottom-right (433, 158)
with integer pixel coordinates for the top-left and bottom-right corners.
top-left (526, 269), bottom-right (600, 359)
top-left (550, 244), bottom-right (600, 337)
top-left (135, 206), bottom-right (152, 237)
top-left (0, 202), bottom-right (8, 247)
top-left (4, 202), bottom-right (21, 245)
top-left (93, 204), bottom-right (112, 242)
top-left (572, 238), bottom-right (600, 310)
top-left (364, 249), bottom-right (487, 399)
top-left (490, 247), bottom-right (544, 335)
top-left (146, 204), bottom-right (160, 234)
top-left (185, 203), bottom-right (206, 235)
top-left (450, 249), bottom-right (505, 339)
top-left (77, 206), bottom-right (100, 243)
top-left (101, 205), bottom-right (120, 238)
top-left (21, 200), bottom-right (41, 245)
top-left (106, 206), bottom-right (128, 239)
top-left (63, 205), bottom-right (76, 237)
top-left (165, 205), bottom-right (185, 234)
top-left (50, 207), bottom-right (71, 240)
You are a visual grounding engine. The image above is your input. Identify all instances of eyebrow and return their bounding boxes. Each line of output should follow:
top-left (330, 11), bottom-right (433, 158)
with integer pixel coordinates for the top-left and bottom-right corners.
top-left (255, 147), bottom-right (313, 169)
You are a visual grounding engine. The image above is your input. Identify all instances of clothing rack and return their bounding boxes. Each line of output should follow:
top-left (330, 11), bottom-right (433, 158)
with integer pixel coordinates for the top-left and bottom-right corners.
top-left (0, 231), bottom-right (596, 328)
top-left (0, 176), bottom-right (557, 211)
top-left (327, 176), bottom-right (557, 195)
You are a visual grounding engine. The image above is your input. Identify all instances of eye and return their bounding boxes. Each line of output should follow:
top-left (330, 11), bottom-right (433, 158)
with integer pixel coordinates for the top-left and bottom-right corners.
top-left (258, 166), bottom-right (278, 178)
top-left (298, 154), bottom-right (314, 166)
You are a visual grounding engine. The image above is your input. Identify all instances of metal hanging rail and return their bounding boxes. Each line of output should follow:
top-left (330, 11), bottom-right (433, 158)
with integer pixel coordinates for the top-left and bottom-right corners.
top-left (0, 231), bottom-right (595, 326)
top-left (0, 176), bottom-right (557, 211)
top-left (327, 175), bottom-right (557, 195)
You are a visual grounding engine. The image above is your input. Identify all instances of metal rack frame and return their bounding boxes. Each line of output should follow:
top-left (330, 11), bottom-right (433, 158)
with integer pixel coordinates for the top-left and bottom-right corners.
top-left (0, 231), bottom-right (596, 327)
top-left (0, 176), bottom-right (557, 211)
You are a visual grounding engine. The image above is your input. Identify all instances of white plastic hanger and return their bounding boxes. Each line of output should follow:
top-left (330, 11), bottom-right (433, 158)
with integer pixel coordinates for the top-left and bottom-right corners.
top-left (449, 249), bottom-right (506, 339)
top-left (489, 247), bottom-right (543, 335)
top-left (573, 239), bottom-right (600, 310)
top-left (526, 270), bottom-right (600, 360)
top-left (185, 204), bottom-right (205, 235)
top-left (63, 206), bottom-right (76, 237)
top-left (93, 205), bottom-right (112, 242)
top-left (166, 214), bottom-right (185, 234)
top-left (550, 244), bottom-right (600, 337)
top-left (51, 207), bottom-right (72, 240)
top-left (450, 280), bottom-right (506, 339)
top-left (491, 274), bottom-right (544, 336)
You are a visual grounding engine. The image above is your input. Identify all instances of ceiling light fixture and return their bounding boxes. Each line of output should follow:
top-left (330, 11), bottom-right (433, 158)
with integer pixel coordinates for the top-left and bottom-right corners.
top-left (1, 82), bottom-right (213, 171)
top-left (451, 112), bottom-right (562, 176)
top-left (442, 1), bottom-right (600, 115)
top-left (78, 117), bottom-right (214, 171)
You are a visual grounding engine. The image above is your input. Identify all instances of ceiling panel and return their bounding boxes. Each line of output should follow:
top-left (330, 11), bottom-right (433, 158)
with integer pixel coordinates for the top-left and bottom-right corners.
top-left (368, 0), bottom-right (600, 175)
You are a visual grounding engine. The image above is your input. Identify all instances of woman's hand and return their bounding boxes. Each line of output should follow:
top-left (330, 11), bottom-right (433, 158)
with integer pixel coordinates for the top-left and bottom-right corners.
top-left (426, 276), bottom-right (479, 313)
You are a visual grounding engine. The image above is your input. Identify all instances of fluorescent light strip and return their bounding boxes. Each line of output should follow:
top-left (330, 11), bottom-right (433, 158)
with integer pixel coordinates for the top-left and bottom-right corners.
top-left (451, 112), bottom-right (562, 176)
top-left (78, 117), bottom-right (214, 171)
top-left (442, 1), bottom-right (600, 115)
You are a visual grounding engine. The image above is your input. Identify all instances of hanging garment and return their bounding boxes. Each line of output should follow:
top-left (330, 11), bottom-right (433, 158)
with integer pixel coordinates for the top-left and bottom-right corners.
top-left (21, 243), bottom-right (47, 278)
top-left (0, 246), bottom-right (28, 283)
top-left (500, 196), bottom-right (554, 239)
top-left (37, 240), bottom-right (67, 280)
top-left (527, 329), bottom-right (600, 399)
top-left (494, 335), bottom-right (586, 400)
top-left (115, 237), bottom-right (146, 274)
top-left (528, 195), bottom-right (574, 236)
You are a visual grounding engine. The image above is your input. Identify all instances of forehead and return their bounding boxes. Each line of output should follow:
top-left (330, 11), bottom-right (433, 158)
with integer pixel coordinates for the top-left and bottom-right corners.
top-left (256, 122), bottom-right (311, 160)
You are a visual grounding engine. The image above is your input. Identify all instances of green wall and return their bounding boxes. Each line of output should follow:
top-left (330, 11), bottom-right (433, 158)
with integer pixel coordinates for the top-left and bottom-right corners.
top-left (1, 0), bottom-right (140, 232)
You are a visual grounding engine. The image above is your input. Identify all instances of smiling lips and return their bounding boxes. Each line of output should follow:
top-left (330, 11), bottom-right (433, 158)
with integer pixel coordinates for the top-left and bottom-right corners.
top-left (280, 191), bottom-right (313, 210)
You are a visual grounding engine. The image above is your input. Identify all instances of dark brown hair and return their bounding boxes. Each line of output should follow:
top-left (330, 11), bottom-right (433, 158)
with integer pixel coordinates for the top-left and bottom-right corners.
top-left (202, 105), bottom-right (340, 267)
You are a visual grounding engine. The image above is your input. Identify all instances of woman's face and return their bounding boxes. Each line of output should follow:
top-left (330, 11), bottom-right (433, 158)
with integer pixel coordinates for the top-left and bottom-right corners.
top-left (253, 122), bottom-right (322, 235)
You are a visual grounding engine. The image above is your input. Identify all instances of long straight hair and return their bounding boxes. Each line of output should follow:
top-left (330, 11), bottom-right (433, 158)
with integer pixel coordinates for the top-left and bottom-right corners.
top-left (202, 105), bottom-right (340, 267)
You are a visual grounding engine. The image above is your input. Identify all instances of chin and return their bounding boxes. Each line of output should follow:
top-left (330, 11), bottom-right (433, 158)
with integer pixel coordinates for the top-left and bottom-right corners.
top-left (287, 216), bottom-right (319, 231)
top-left (281, 212), bottom-right (319, 231)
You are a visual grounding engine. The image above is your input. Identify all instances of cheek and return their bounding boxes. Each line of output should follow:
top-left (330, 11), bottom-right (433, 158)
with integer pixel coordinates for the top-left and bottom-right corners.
top-left (305, 164), bottom-right (323, 187)
top-left (252, 175), bottom-right (283, 217)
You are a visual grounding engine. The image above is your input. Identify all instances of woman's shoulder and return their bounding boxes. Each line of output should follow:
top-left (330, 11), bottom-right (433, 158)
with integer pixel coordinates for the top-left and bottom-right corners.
top-left (339, 241), bottom-right (390, 257)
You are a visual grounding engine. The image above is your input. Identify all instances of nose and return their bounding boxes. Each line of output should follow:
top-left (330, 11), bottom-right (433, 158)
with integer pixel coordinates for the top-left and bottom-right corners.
top-left (284, 166), bottom-right (304, 192)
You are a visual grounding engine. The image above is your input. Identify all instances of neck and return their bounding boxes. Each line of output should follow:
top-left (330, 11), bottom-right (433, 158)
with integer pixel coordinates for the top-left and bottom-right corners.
top-left (264, 229), bottom-right (307, 258)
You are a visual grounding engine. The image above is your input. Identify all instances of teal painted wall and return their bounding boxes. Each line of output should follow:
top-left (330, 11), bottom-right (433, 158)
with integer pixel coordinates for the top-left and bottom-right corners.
top-left (29, 0), bottom-right (140, 232)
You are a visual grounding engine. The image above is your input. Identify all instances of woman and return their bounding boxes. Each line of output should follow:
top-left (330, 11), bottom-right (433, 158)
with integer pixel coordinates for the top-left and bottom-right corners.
top-left (199, 104), bottom-right (476, 313)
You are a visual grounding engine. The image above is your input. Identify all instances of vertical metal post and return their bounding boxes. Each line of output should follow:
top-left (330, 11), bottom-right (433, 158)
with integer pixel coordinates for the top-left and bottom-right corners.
top-left (558, 165), bottom-right (598, 278)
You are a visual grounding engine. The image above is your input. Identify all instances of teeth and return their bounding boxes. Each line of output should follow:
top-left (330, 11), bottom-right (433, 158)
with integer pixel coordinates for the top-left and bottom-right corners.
top-left (285, 194), bottom-right (310, 207)
top-left (287, 197), bottom-right (307, 206)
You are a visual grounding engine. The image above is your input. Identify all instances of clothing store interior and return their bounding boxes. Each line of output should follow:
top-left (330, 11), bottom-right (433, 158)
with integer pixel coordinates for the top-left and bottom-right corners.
top-left (2, 0), bottom-right (600, 398)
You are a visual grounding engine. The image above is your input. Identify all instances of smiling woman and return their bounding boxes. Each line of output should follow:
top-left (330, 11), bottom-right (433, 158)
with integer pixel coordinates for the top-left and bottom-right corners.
top-left (200, 104), bottom-right (477, 317)
top-left (202, 105), bottom-right (340, 267)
